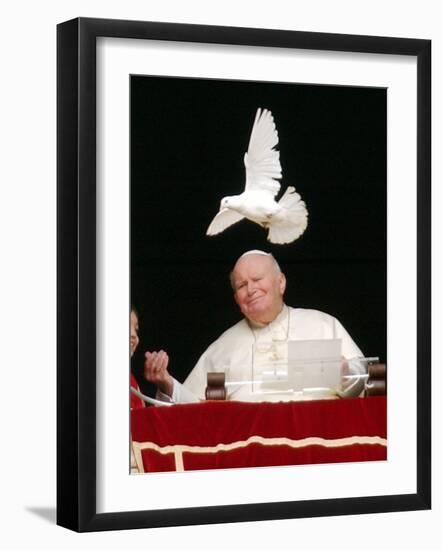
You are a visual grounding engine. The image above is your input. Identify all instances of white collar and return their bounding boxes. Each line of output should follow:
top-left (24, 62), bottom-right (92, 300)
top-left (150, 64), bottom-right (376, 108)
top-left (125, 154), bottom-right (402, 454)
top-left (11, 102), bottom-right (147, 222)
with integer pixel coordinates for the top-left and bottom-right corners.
top-left (247, 304), bottom-right (288, 330)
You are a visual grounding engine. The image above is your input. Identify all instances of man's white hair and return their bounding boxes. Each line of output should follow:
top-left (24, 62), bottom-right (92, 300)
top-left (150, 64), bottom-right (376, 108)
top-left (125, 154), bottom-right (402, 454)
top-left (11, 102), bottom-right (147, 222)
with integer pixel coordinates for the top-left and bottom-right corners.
top-left (229, 250), bottom-right (281, 290)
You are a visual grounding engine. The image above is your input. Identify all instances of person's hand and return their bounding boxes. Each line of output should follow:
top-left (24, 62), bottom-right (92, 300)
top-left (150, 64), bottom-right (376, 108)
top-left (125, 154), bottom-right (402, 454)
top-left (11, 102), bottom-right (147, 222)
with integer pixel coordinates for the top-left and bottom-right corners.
top-left (340, 358), bottom-right (351, 391)
top-left (143, 350), bottom-right (174, 397)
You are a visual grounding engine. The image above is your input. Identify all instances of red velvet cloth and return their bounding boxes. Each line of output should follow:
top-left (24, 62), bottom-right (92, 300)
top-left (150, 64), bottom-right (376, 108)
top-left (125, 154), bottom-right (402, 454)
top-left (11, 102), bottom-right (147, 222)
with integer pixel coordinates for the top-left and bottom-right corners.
top-left (130, 373), bottom-right (145, 410)
top-left (131, 397), bottom-right (387, 472)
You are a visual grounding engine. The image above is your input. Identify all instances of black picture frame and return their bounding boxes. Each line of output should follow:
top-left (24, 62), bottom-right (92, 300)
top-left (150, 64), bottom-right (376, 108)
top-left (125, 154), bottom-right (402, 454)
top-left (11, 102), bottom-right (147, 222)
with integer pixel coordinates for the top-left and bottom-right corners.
top-left (57, 17), bottom-right (431, 532)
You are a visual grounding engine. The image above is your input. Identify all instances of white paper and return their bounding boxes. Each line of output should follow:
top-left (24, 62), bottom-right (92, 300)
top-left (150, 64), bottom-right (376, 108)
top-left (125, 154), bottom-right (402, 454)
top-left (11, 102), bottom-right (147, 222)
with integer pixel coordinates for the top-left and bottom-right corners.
top-left (288, 339), bottom-right (342, 390)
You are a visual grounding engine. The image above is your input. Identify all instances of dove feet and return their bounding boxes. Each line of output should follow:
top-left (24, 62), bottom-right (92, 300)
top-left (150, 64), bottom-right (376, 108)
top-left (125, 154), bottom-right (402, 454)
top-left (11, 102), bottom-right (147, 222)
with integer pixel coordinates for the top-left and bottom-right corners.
top-left (259, 217), bottom-right (273, 229)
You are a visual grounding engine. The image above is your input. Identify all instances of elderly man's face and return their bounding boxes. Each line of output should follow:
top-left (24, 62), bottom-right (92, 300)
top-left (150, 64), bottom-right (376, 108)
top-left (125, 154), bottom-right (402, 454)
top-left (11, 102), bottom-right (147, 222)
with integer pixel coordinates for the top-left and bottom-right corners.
top-left (232, 255), bottom-right (286, 324)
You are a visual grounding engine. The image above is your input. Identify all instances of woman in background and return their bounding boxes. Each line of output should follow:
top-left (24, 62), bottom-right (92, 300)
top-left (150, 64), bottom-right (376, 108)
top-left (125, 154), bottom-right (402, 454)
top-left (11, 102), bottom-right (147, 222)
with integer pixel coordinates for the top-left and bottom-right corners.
top-left (130, 308), bottom-right (145, 410)
top-left (130, 307), bottom-right (171, 408)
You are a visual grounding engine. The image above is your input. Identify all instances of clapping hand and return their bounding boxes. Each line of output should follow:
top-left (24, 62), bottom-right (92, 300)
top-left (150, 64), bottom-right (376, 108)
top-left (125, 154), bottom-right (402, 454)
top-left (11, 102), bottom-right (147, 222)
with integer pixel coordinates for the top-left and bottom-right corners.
top-left (143, 350), bottom-right (174, 397)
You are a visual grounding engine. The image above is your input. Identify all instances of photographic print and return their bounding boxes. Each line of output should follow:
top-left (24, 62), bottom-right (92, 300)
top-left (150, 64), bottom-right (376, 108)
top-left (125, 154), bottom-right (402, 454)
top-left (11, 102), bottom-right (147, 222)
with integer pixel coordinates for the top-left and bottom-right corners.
top-left (57, 17), bottom-right (430, 531)
top-left (129, 75), bottom-right (387, 474)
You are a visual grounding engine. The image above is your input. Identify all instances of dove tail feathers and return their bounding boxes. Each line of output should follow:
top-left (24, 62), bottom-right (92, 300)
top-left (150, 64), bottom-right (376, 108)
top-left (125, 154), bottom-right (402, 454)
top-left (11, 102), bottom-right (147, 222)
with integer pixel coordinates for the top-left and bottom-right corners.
top-left (267, 186), bottom-right (308, 244)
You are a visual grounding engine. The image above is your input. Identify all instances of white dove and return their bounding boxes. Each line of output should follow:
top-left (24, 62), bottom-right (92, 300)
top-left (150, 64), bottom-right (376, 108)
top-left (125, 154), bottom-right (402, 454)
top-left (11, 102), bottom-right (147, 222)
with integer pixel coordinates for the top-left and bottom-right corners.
top-left (206, 108), bottom-right (308, 245)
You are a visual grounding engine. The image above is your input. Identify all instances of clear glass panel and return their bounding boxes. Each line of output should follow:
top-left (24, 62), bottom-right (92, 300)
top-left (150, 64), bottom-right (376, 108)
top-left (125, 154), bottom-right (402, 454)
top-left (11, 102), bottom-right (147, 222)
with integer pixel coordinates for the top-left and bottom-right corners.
top-left (216, 340), bottom-right (379, 401)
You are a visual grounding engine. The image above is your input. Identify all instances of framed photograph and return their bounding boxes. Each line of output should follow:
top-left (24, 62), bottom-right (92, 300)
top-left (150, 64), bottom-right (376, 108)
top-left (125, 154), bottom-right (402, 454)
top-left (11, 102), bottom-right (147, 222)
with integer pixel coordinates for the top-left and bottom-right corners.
top-left (57, 17), bottom-right (431, 532)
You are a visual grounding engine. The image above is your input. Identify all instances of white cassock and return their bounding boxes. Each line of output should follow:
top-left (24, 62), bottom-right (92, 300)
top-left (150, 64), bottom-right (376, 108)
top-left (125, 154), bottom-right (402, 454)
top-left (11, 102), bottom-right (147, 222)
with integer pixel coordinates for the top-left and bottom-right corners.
top-left (158, 305), bottom-right (365, 403)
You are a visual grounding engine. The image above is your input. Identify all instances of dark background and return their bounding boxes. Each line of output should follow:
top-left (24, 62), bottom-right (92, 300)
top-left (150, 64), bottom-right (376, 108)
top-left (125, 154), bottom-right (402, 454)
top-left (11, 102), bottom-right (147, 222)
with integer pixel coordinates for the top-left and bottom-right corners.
top-left (130, 75), bottom-right (387, 397)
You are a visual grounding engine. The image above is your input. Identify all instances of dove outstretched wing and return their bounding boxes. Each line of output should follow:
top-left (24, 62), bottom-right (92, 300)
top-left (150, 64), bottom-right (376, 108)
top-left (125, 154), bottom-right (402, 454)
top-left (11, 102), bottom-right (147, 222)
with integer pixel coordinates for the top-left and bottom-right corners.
top-left (206, 208), bottom-right (245, 236)
top-left (244, 108), bottom-right (282, 198)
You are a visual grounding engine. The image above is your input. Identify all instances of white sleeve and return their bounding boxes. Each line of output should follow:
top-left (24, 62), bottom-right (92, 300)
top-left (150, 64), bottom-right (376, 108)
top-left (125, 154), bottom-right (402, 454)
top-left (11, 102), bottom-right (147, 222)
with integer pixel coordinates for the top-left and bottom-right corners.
top-left (332, 317), bottom-right (364, 359)
top-left (338, 358), bottom-right (366, 398)
top-left (332, 316), bottom-right (365, 398)
top-left (154, 343), bottom-right (218, 404)
top-left (182, 343), bottom-right (219, 401)
top-left (155, 377), bottom-right (200, 403)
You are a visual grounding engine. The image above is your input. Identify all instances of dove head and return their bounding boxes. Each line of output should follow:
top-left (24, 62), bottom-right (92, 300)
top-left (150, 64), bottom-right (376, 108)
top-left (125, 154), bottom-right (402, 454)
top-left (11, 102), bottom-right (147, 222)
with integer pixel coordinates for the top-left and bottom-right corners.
top-left (221, 195), bottom-right (241, 212)
top-left (230, 251), bottom-right (286, 325)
